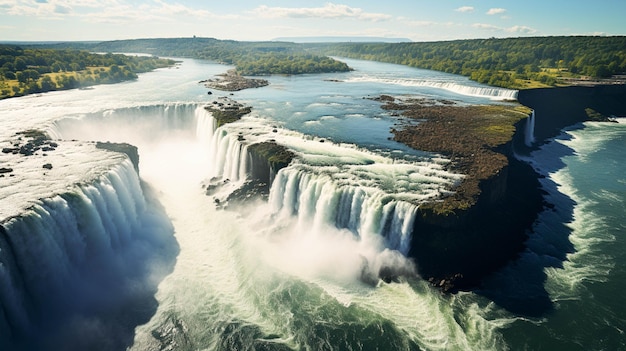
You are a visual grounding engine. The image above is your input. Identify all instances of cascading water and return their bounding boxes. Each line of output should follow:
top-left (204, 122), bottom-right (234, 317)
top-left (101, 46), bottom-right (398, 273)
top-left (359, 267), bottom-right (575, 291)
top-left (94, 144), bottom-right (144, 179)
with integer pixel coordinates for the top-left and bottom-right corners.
top-left (194, 106), bottom-right (461, 262)
top-left (268, 166), bottom-right (417, 255)
top-left (0, 159), bottom-right (177, 351)
top-left (0, 58), bottom-right (543, 351)
top-left (525, 110), bottom-right (536, 147)
top-left (346, 75), bottom-right (519, 100)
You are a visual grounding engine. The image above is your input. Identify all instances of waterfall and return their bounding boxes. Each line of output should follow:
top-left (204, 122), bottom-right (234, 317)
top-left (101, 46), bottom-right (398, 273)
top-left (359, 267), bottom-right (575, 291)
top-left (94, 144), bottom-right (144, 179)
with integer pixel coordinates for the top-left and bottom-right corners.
top-left (195, 107), bottom-right (249, 183)
top-left (347, 76), bottom-right (519, 100)
top-left (48, 103), bottom-right (199, 141)
top-left (525, 110), bottom-right (536, 147)
top-left (193, 104), bottom-right (462, 257)
top-left (0, 159), bottom-right (176, 349)
top-left (268, 166), bottom-right (418, 255)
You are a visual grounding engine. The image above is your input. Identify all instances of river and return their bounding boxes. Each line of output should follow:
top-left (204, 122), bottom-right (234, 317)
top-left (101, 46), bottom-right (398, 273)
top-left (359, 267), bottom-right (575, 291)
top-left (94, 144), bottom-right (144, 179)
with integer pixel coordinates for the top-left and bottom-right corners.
top-left (0, 57), bottom-right (624, 350)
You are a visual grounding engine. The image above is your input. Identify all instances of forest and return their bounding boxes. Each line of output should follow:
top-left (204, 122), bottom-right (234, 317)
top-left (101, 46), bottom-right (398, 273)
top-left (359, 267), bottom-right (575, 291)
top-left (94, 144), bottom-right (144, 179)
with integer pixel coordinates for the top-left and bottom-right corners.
top-left (3, 36), bottom-right (625, 98)
top-left (74, 36), bottom-right (626, 89)
top-left (314, 36), bottom-right (626, 89)
top-left (0, 46), bottom-right (175, 99)
top-left (52, 38), bottom-right (352, 76)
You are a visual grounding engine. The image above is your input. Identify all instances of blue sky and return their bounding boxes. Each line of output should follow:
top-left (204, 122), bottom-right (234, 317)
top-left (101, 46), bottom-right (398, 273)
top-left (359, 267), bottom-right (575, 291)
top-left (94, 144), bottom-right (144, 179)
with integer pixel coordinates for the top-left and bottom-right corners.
top-left (1, 0), bottom-right (625, 42)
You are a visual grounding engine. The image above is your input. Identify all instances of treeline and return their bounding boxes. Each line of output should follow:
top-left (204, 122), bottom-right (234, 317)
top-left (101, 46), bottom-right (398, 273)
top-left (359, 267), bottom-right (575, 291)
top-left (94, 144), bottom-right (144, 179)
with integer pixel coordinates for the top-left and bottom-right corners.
top-left (59, 38), bottom-right (351, 76)
top-left (313, 36), bottom-right (626, 89)
top-left (0, 45), bottom-right (175, 98)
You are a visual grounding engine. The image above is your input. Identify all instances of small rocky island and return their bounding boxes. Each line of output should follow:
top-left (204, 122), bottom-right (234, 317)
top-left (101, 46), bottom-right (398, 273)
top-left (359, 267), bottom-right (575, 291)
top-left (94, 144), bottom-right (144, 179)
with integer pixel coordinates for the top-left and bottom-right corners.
top-left (201, 69), bottom-right (269, 91)
top-left (204, 97), bottom-right (253, 127)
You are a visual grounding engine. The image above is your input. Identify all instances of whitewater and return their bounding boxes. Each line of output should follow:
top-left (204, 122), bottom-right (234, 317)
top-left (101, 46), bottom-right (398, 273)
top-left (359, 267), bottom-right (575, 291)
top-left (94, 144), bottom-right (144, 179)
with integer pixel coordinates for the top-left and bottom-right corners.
top-left (1, 57), bottom-right (624, 350)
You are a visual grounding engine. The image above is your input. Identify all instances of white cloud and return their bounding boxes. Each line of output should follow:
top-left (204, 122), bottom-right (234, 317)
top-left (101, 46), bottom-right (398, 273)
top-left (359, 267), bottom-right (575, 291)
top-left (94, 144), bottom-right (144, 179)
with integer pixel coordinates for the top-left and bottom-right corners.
top-left (455, 6), bottom-right (474, 13)
top-left (251, 3), bottom-right (392, 22)
top-left (486, 8), bottom-right (507, 15)
top-left (472, 23), bottom-right (500, 31)
top-left (507, 25), bottom-right (537, 34)
top-left (150, 0), bottom-right (215, 18)
top-left (0, 0), bottom-right (235, 24)
top-left (472, 23), bottom-right (537, 34)
top-left (54, 4), bottom-right (71, 14)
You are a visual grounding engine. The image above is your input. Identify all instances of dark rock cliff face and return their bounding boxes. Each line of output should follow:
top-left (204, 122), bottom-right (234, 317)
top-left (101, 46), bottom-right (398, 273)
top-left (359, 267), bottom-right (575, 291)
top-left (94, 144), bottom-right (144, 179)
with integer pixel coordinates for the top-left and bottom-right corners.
top-left (246, 141), bottom-right (294, 187)
top-left (219, 142), bottom-right (294, 208)
top-left (518, 84), bottom-right (626, 141)
top-left (96, 142), bottom-right (140, 172)
top-left (410, 84), bottom-right (626, 291)
top-left (410, 120), bottom-right (543, 291)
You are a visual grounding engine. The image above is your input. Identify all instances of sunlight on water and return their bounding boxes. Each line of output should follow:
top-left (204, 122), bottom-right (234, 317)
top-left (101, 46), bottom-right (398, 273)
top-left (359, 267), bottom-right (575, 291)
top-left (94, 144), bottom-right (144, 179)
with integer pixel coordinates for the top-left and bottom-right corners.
top-left (2, 57), bottom-right (624, 350)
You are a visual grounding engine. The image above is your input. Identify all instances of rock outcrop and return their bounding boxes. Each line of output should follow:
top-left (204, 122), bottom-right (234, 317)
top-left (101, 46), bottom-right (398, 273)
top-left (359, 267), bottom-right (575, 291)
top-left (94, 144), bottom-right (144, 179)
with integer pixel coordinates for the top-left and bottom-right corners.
top-left (398, 84), bottom-right (626, 291)
top-left (224, 141), bottom-right (294, 207)
top-left (204, 97), bottom-right (252, 127)
top-left (381, 98), bottom-right (541, 291)
top-left (201, 69), bottom-right (269, 92)
top-left (96, 142), bottom-right (140, 172)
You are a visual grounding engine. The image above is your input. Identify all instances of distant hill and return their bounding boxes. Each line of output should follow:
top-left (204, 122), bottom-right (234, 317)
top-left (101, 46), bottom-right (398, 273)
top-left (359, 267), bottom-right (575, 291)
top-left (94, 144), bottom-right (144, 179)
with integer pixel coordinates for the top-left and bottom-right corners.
top-left (272, 36), bottom-right (412, 43)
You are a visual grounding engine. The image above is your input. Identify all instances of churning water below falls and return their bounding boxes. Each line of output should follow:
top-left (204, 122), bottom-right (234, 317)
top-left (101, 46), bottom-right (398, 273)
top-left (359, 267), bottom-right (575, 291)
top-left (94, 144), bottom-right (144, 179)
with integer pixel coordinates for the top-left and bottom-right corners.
top-left (0, 58), bottom-right (624, 351)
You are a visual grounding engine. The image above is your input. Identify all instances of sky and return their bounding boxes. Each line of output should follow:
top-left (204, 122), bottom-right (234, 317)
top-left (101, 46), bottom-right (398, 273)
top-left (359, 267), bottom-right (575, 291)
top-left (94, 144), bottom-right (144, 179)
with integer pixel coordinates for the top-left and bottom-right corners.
top-left (1, 0), bottom-right (625, 42)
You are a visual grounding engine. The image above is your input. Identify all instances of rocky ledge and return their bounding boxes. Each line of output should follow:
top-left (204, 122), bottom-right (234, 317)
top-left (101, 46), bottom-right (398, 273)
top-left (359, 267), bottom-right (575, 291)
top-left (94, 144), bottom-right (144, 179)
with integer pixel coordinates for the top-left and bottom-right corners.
top-left (96, 142), bottom-right (140, 172)
top-left (377, 96), bottom-right (543, 291)
top-left (205, 97), bottom-right (253, 127)
top-left (383, 84), bottom-right (626, 292)
top-left (382, 96), bottom-right (531, 213)
top-left (201, 69), bottom-right (269, 92)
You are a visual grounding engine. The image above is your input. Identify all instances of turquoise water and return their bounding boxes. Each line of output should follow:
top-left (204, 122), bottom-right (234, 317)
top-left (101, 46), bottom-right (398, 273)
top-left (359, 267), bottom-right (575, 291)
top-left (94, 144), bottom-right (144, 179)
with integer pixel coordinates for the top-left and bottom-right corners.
top-left (1, 57), bottom-right (624, 350)
top-left (490, 121), bottom-right (626, 350)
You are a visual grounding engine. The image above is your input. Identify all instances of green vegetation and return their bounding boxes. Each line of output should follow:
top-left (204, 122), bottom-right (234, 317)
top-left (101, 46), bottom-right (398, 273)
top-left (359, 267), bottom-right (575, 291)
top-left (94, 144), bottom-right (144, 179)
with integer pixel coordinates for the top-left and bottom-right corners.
top-left (25, 36), bottom-right (625, 90)
top-left (56, 38), bottom-right (351, 76)
top-left (7, 36), bottom-right (623, 96)
top-left (0, 45), bottom-right (176, 99)
top-left (584, 107), bottom-right (609, 121)
top-left (314, 36), bottom-right (626, 89)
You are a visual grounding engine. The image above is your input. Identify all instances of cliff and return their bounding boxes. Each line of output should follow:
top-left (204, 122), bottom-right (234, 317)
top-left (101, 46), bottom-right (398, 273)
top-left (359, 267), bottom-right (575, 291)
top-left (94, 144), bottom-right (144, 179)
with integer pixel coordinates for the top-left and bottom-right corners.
top-left (407, 84), bottom-right (626, 291)
top-left (411, 152), bottom-right (543, 291)
top-left (518, 84), bottom-right (626, 141)
top-left (381, 98), bottom-right (541, 291)
top-left (96, 142), bottom-right (140, 172)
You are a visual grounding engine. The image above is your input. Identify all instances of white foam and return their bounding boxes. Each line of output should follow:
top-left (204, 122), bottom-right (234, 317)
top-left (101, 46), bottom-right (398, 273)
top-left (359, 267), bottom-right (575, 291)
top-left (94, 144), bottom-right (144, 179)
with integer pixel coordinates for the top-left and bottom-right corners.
top-left (345, 75), bottom-right (518, 100)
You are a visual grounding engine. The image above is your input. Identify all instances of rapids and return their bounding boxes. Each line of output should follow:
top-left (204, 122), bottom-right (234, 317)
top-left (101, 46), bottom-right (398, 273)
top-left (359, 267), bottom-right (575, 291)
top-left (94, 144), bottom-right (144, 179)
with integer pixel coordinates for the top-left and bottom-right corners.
top-left (1, 57), bottom-right (623, 350)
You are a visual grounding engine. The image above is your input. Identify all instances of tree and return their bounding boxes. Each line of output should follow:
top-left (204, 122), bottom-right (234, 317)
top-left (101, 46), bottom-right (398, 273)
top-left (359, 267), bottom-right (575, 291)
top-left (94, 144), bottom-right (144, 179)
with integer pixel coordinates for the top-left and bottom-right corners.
top-left (40, 75), bottom-right (55, 91)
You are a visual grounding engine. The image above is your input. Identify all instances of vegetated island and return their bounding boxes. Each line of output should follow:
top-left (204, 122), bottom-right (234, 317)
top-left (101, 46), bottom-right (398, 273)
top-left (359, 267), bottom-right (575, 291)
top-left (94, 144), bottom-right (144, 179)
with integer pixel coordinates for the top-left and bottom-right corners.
top-left (44, 37), bottom-right (353, 76)
top-left (201, 69), bottom-right (269, 91)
